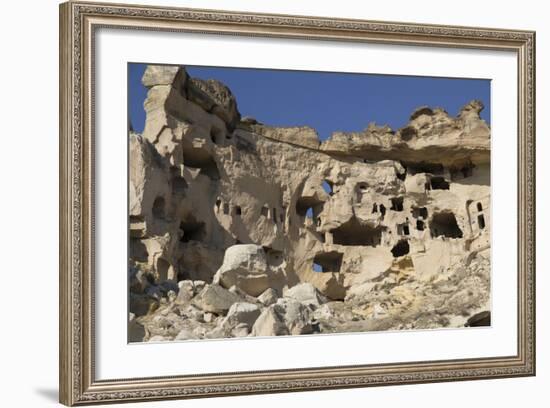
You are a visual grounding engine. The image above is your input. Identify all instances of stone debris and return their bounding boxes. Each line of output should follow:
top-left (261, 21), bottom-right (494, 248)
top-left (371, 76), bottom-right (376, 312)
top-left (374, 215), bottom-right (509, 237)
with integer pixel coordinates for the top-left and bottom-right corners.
top-left (129, 65), bottom-right (491, 342)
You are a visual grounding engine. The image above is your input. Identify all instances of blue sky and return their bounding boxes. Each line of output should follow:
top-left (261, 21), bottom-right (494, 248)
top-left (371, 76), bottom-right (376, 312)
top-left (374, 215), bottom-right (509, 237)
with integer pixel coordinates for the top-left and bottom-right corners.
top-left (128, 63), bottom-right (490, 141)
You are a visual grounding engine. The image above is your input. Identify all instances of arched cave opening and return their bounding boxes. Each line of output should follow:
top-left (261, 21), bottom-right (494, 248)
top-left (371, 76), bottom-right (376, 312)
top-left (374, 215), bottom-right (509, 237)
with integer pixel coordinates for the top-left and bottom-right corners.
top-left (391, 239), bottom-right (410, 257)
top-left (313, 251), bottom-right (343, 272)
top-left (210, 127), bottom-right (224, 145)
top-left (430, 212), bottom-right (463, 239)
top-left (330, 217), bottom-right (384, 246)
top-left (477, 214), bottom-right (486, 230)
top-left (179, 215), bottom-right (206, 243)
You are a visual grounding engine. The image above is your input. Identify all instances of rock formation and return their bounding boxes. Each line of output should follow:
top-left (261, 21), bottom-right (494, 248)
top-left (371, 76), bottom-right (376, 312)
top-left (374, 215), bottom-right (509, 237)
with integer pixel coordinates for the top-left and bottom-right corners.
top-left (128, 65), bottom-right (491, 342)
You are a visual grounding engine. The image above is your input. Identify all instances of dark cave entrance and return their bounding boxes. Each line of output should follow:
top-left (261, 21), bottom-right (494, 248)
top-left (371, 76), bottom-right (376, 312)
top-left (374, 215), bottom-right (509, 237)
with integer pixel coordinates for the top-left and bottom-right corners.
top-left (179, 215), bottom-right (206, 242)
top-left (313, 251), bottom-right (343, 273)
top-left (391, 239), bottom-right (410, 257)
top-left (430, 212), bottom-right (463, 239)
top-left (330, 217), bottom-right (384, 247)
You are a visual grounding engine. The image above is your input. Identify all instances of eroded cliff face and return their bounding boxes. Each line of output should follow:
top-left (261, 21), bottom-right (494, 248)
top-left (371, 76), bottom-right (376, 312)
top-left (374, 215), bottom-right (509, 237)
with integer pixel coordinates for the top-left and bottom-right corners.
top-left (128, 65), bottom-right (491, 342)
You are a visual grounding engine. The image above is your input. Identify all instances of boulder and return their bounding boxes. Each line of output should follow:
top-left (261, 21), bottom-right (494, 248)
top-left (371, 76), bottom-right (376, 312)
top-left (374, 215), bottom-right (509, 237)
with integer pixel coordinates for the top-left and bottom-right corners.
top-left (224, 302), bottom-right (262, 328)
top-left (284, 283), bottom-right (328, 308)
top-left (276, 298), bottom-right (313, 335)
top-left (176, 280), bottom-right (195, 304)
top-left (231, 323), bottom-right (251, 337)
top-left (186, 77), bottom-right (240, 128)
top-left (175, 328), bottom-right (198, 341)
top-left (192, 284), bottom-right (242, 315)
top-left (213, 245), bottom-right (286, 297)
top-left (251, 306), bottom-right (289, 337)
top-left (257, 288), bottom-right (279, 306)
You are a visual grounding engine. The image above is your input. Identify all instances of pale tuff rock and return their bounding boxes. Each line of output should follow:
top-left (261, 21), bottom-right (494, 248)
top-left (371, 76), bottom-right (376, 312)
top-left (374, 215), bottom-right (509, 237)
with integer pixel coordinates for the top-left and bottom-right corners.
top-left (213, 244), bottom-right (287, 296)
top-left (251, 306), bottom-right (290, 337)
top-left (320, 103), bottom-right (490, 167)
top-left (276, 298), bottom-right (314, 335)
top-left (191, 284), bottom-right (242, 315)
top-left (257, 288), bottom-right (279, 306)
top-left (223, 302), bottom-right (262, 328)
top-left (129, 65), bottom-right (491, 342)
top-left (284, 283), bottom-right (328, 308)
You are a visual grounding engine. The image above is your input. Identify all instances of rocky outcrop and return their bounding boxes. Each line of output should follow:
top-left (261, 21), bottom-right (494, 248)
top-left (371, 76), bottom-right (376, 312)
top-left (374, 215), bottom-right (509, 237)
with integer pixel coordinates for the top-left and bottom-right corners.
top-left (128, 65), bottom-right (491, 342)
top-left (320, 101), bottom-right (490, 168)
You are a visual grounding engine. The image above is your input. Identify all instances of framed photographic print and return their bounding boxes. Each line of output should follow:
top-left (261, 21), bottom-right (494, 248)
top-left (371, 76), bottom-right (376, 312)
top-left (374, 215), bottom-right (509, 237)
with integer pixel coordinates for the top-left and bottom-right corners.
top-left (59, 1), bottom-right (536, 405)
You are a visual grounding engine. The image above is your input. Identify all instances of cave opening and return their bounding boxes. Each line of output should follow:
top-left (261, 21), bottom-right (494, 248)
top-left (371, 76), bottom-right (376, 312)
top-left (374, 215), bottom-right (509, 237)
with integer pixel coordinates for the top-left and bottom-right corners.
top-left (313, 251), bottom-right (343, 272)
top-left (330, 217), bottom-right (384, 246)
top-left (430, 212), bottom-right (463, 239)
top-left (322, 180), bottom-right (334, 196)
top-left (397, 223), bottom-right (410, 236)
top-left (416, 220), bottom-right (425, 231)
top-left (412, 206), bottom-right (428, 219)
top-left (179, 215), bottom-right (206, 243)
top-left (391, 239), bottom-right (410, 257)
top-left (406, 162), bottom-right (444, 175)
top-left (261, 205), bottom-right (269, 217)
top-left (430, 176), bottom-right (450, 190)
top-left (210, 127), bottom-right (224, 145)
top-left (390, 197), bottom-right (404, 211)
top-left (478, 214), bottom-right (486, 230)
top-left (296, 197), bottom-right (323, 219)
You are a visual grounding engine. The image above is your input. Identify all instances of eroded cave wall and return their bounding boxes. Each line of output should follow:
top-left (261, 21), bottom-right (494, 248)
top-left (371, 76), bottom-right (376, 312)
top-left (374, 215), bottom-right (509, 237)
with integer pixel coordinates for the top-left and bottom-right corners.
top-left (129, 64), bottom-right (491, 305)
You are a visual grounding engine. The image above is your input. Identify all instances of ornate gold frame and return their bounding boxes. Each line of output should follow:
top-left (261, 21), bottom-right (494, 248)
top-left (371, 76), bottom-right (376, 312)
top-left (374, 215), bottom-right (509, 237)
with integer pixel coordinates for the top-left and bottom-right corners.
top-left (59, 1), bottom-right (536, 405)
